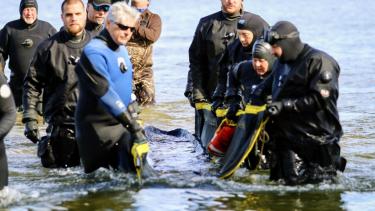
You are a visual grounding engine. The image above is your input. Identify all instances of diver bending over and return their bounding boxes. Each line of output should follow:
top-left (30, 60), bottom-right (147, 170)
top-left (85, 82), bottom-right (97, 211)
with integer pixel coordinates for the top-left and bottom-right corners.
top-left (75, 2), bottom-right (152, 176)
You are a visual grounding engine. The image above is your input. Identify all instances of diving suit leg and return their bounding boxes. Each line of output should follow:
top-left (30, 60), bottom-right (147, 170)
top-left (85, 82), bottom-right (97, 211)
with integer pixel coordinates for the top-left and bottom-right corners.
top-left (0, 141), bottom-right (8, 189)
top-left (50, 126), bottom-right (80, 168)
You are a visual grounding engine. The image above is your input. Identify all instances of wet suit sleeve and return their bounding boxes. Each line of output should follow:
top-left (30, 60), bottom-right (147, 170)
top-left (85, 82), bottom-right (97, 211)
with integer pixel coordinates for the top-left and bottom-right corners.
top-left (0, 73), bottom-right (16, 140)
top-left (23, 41), bottom-right (50, 122)
top-left (213, 49), bottom-right (230, 100)
top-left (286, 56), bottom-right (339, 113)
top-left (189, 20), bottom-right (208, 101)
top-left (225, 62), bottom-right (243, 102)
top-left (78, 52), bottom-right (142, 133)
top-left (0, 26), bottom-right (10, 73)
top-left (136, 12), bottom-right (162, 43)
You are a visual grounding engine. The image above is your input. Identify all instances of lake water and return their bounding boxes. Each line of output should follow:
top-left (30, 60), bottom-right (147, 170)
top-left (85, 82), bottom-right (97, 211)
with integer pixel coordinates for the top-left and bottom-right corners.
top-left (1, 0), bottom-right (375, 210)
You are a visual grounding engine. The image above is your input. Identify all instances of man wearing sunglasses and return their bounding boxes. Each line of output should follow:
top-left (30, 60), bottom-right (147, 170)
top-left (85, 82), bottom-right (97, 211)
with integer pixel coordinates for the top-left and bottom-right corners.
top-left (257, 21), bottom-right (346, 185)
top-left (75, 2), bottom-right (153, 178)
top-left (86, 0), bottom-right (112, 36)
top-left (127, 0), bottom-right (162, 106)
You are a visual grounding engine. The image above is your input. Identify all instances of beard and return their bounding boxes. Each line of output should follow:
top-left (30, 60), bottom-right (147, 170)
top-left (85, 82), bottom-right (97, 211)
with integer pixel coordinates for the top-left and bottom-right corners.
top-left (66, 24), bottom-right (84, 36)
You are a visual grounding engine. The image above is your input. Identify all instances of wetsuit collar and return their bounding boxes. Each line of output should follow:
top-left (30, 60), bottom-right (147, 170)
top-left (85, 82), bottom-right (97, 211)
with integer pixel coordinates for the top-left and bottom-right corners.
top-left (97, 29), bottom-right (119, 51)
top-left (86, 19), bottom-right (103, 32)
top-left (221, 10), bottom-right (242, 21)
top-left (20, 18), bottom-right (37, 29)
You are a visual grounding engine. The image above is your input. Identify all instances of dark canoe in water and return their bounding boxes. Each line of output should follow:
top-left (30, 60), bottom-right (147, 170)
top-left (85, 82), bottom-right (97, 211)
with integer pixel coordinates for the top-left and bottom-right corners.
top-left (219, 104), bottom-right (268, 179)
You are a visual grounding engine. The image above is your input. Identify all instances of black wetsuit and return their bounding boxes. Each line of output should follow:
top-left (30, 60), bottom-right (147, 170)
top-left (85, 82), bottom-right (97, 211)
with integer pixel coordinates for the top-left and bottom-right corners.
top-left (186, 11), bottom-right (267, 102)
top-left (85, 20), bottom-right (104, 37)
top-left (0, 73), bottom-right (16, 189)
top-left (0, 18), bottom-right (56, 107)
top-left (226, 60), bottom-right (268, 104)
top-left (256, 44), bottom-right (344, 184)
top-left (213, 41), bottom-right (253, 100)
top-left (23, 29), bottom-right (91, 168)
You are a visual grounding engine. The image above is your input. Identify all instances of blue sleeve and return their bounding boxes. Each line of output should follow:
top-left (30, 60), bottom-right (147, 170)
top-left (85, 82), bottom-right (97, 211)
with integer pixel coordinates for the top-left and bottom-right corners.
top-left (84, 50), bottom-right (127, 117)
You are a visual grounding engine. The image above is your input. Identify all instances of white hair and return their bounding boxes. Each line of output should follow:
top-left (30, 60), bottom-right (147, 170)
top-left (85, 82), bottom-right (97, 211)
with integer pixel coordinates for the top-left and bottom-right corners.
top-left (107, 2), bottom-right (140, 24)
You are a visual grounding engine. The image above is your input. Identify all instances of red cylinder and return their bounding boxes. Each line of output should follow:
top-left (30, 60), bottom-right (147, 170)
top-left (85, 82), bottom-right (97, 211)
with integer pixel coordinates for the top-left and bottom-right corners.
top-left (207, 124), bottom-right (236, 157)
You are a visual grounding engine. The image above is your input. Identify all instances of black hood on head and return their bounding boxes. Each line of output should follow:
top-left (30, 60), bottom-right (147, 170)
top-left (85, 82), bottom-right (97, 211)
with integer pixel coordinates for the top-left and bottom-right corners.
top-left (19, 0), bottom-right (38, 15)
top-left (252, 39), bottom-right (276, 72)
top-left (269, 21), bottom-right (304, 63)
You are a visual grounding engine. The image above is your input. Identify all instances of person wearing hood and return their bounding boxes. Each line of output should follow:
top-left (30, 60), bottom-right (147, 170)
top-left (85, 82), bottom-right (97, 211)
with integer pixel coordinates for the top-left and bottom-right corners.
top-left (23, 0), bottom-right (91, 168)
top-left (127, 0), bottom-right (162, 106)
top-left (258, 21), bottom-right (346, 185)
top-left (86, 0), bottom-right (112, 36)
top-left (185, 0), bottom-right (266, 146)
top-left (0, 72), bottom-right (16, 190)
top-left (0, 0), bottom-right (56, 110)
top-left (225, 39), bottom-right (275, 120)
top-left (211, 14), bottom-right (268, 113)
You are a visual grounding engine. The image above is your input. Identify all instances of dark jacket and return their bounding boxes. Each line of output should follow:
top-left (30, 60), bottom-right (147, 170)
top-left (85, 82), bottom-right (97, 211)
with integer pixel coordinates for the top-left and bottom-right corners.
top-left (226, 60), bottom-right (268, 104)
top-left (258, 44), bottom-right (343, 143)
top-left (187, 11), bottom-right (241, 102)
top-left (85, 20), bottom-right (105, 37)
top-left (187, 11), bottom-right (267, 102)
top-left (0, 19), bottom-right (56, 106)
top-left (213, 40), bottom-right (252, 100)
top-left (23, 29), bottom-right (91, 125)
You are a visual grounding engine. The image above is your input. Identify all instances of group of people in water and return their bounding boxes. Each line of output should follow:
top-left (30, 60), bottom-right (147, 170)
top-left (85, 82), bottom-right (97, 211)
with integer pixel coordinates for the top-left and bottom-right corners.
top-left (185, 0), bottom-right (346, 185)
top-left (0, 0), bottom-right (346, 191)
top-left (0, 0), bottom-right (160, 189)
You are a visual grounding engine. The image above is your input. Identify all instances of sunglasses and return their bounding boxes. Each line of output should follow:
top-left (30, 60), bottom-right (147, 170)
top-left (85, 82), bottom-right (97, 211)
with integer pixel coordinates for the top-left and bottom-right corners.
top-left (92, 3), bottom-right (110, 12)
top-left (114, 22), bottom-right (136, 33)
top-left (264, 30), bottom-right (299, 45)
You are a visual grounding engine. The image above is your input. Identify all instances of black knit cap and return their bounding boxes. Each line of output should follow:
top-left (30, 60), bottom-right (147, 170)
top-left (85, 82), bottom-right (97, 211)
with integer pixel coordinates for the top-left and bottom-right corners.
top-left (252, 39), bottom-right (276, 71)
top-left (19, 0), bottom-right (38, 15)
top-left (237, 13), bottom-right (265, 39)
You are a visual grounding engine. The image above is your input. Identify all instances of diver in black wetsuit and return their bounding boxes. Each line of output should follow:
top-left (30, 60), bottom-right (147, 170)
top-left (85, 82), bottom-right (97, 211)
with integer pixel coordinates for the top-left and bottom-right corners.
top-left (75, 2), bottom-right (153, 177)
top-left (23, 0), bottom-right (91, 168)
top-left (211, 13), bottom-right (268, 113)
top-left (258, 21), bottom-right (346, 185)
top-left (0, 72), bottom-right (16, 190)
top-left (0, 0), bottom-right (56, 108)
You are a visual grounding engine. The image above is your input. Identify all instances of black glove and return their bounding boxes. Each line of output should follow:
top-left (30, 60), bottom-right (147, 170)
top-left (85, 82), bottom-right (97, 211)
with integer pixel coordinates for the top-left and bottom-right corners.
top-left (24, 120), bottom-right (40, 143)
top-left (267, 99), bottom-right (294, 116)
top-left (211, 98), bottom-right (223, 115)
top-left (116, 111), bottom-right (146, 143)
top-left (226, 103), bottom-right (240, 121)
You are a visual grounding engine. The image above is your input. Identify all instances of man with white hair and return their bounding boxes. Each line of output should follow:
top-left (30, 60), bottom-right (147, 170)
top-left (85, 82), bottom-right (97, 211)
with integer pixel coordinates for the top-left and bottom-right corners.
top-left (75, 2), bottom-right (153, 178)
